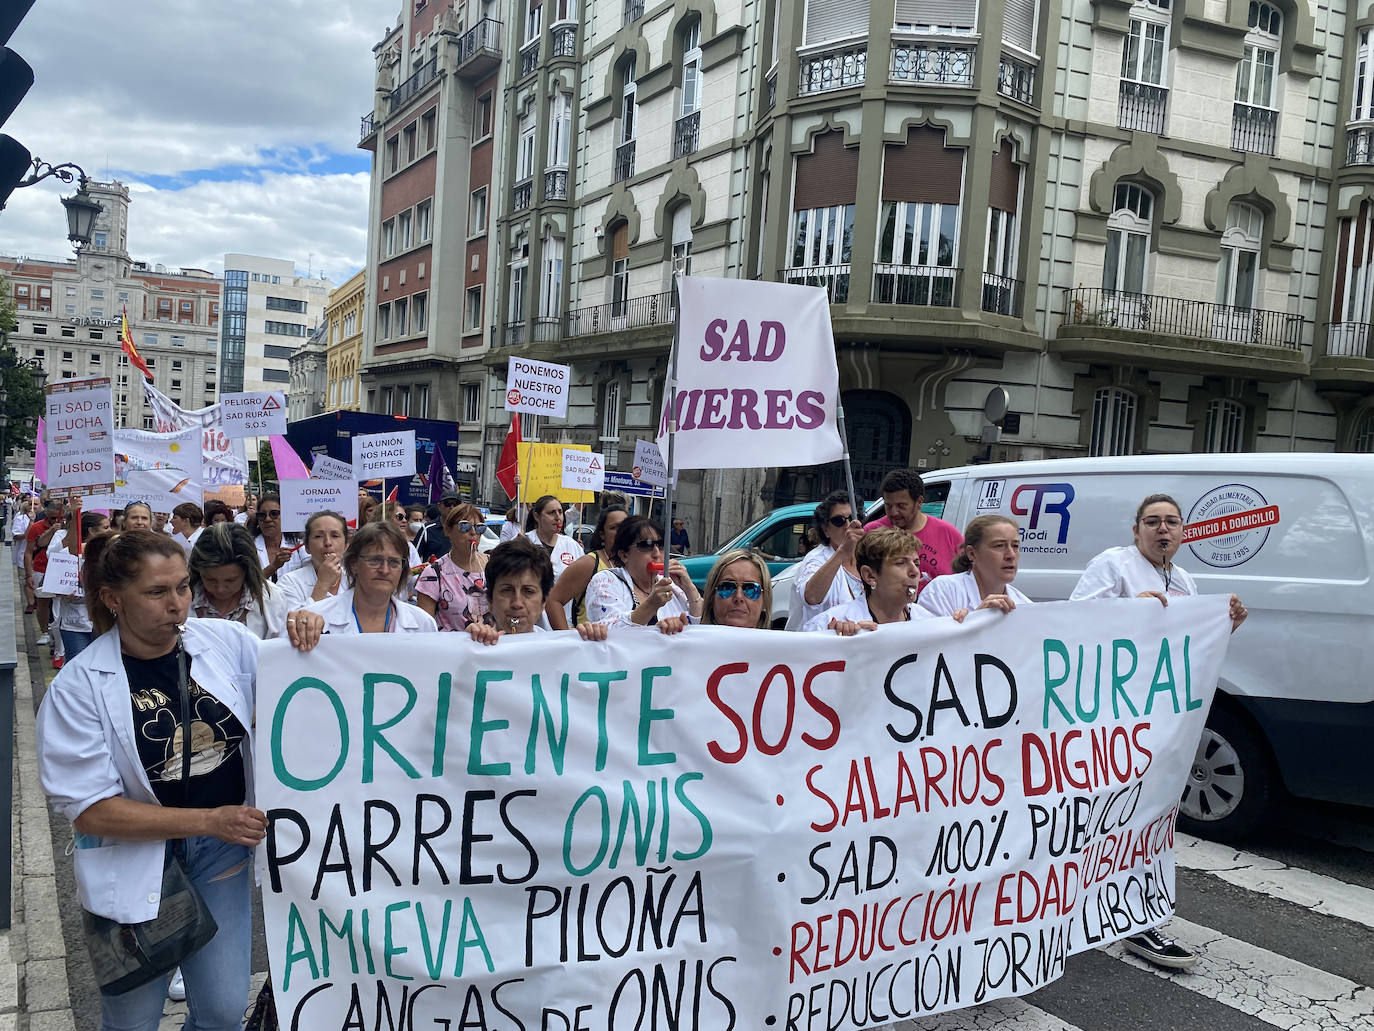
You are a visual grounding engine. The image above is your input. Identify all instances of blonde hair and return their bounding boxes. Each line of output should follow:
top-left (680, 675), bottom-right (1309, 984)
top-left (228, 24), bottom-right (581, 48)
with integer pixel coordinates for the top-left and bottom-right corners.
top-left (701, 549), bottom-right (773, 628)
top-left (855, 528), bottom-right (919, 595)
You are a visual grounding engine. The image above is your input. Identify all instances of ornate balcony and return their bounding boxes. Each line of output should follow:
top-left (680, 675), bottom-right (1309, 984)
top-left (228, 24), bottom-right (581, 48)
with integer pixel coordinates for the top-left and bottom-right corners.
top-left (565, 290), bottom-right (674, 339)
top-left (359, 112), bottom-right (376, 144)
top-left (1346, 125), bottom-right (1374, 166)
top-left (551, 23), bottom-right (577, 58)
top-left (505, 321), bottom-right (526, 347)
top-left (997, 52), bottom-right (1035, 105)
top-left (981, 273), bottom-right (1023, 317)
top-left (1118, 80), bottom-right (1168, 134)
top-left (1232, 102), bottom-right (1277, 156)
top-left (544, 167), bottom-right (568, 201)
top-left (624, 0), bottom-right (644, 24)
top-left (890, 39), bottom-right (974, 87)
top-left (533, 317), bottom-right (562, 341)
top-left (1314, 323), bottom-right (1374, 389)
top-left (785, 265), bottom-right (851, 303)
top-left (872, 264), bottom-right (958, 307)
top-left (614, 139), bottom-right (635, 182)
top-left (799, 43), bottom-right (866, 96)
top-left (512, 177), bottom-right (532, 212)
top-left (673, 111), bottom-right (700, 158)
top-left (1326, 323), bottom-right (1373, 357)
top-left (456, 18), bottom-right (502, 80)
top-left (388, 57), bottom-right (438, 113)
top-left (519, 38), bottom-right (540, 77)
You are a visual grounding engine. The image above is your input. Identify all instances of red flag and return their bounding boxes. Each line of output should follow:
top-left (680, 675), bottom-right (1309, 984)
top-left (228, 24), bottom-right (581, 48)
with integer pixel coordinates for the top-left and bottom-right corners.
top-left (120, 306), bottom-right (153, 381)
top-left (386, 484), bottom-right (398, 504)
top-left (495, 414), bottom-right (521, 500)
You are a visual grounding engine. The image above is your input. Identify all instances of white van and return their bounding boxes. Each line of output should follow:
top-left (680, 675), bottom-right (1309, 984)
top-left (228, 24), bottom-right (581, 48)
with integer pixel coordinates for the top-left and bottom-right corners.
top-left (787, 454), bottom-right (1374, 839)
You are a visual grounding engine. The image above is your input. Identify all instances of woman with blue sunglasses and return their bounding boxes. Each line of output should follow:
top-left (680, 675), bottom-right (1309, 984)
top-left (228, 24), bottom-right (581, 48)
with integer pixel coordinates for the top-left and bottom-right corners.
top-left (701, 550), bottom-right (774, 629)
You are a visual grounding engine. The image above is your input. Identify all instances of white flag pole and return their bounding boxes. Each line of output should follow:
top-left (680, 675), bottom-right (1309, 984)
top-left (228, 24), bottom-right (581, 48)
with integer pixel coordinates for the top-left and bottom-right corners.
top-left (662, 276), bottom-right (681, 544)
top-left (837, 402), bottom-right (861, 525)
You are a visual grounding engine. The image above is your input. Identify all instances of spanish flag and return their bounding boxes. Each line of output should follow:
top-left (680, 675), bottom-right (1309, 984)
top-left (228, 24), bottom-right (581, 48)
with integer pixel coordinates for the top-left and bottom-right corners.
top-left (120, 305), bottom-right (153, 381)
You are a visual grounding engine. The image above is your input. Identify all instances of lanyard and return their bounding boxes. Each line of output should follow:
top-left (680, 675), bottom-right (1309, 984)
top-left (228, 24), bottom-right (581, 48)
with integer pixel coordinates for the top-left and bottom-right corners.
top-left (352, 601), bottom-right (393, 633)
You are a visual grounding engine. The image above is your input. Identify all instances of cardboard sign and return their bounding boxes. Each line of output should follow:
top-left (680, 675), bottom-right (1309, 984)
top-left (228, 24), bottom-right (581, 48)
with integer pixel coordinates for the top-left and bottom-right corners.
top-left (515, 442), bottom-right (593, 503)
top-left (278, 479), bottom-right (359, 533)
top-left (504, 357), bottom-right (570, 418)
top-left (352, 430), bottom-right (416, 479)
top-left (310, 454), bottom-right (354, 481)
top-left (204, 484), bottom-right (247, 509)
top-left (39, 549), bottom-right (80, 595)
top-left (561, 450), bottom-right (606, 492)
top-left (631, 438), bottom-right (669, 488)
top-left (45, 378), bottom-right (116, 496)
top-left (218, 391), bottom-right (288, 438)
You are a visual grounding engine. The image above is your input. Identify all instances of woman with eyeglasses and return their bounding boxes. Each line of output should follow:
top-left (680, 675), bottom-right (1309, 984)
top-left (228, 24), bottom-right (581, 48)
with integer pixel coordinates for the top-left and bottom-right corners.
top-left (918, 515), bottom-right (1031, 619)
top-left (805, 528), bottom-right (937, 634)
top-left (702, 549), bottom-right (774, 629)
top-left (789, 490), bottom-right (866, 630)
top-left (247, 494), bottom-right (306, 583)
top-left (544, 505), bottom-right (628, 630)
top-left (416, 503), bottom-right (490, 631)
top-left (468, 537), bottom-right (609, 644)
top-left (584, 515), bottom-right (703, 629)
top-left (187, 523), bottom-right (289, 640)
top-left (306, 521), bottom-right (437, 633)
top-left (273, 510), bottom-right (350, 610)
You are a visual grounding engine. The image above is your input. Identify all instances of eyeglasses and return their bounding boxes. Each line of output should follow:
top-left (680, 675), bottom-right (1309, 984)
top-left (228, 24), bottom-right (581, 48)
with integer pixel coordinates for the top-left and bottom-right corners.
top-left (632, 539), bottom-right (665, 552)
top-left (826, 514), bottom-right (852, 528)
top-left (360, 554), bottom-right (404, 570)
top-left (259, 510), bottom-right (280, 519)
top-left (715, 580), bottom-right (763, 601)
top-left (1140, 516), bottom-right (1183, 529)
top-left (440, 499), bottom-right (459, 506)
top-left (455, 520), bottom-right (478, 534)
top-left (393, 513), bottom-right (408, 522)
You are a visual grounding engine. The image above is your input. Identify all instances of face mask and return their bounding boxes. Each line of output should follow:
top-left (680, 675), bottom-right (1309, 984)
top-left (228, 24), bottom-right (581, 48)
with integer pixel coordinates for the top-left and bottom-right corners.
top-left (409, 521), bottom-right (424, 534)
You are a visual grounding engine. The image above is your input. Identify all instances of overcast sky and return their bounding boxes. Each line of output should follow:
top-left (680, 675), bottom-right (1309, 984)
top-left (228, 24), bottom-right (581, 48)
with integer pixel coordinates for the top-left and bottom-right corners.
top-left (2, 0), bottom-right (394, 283)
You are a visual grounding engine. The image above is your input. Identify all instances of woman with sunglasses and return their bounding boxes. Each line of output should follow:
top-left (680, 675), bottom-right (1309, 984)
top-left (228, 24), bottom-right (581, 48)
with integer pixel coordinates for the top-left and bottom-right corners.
top-left (306, 521), bottom-right (437, 633)
top-left (383, 500), bottom-right (425, 568)
top-left (468, 537), bottom-right (609, 644)
top-left (584, 515), bottom-right (703, 628)
top-left (247, 494), bottom-right (306, 582)
top-left (790, 490), bottom-right (866, 630)
top-left (918, 515), bottom-right (1031, 619)
top-left (273, 510), bottom-right (350, 610)
top-left (544, 505), bottom-right (628, 630)
top-left (702, 549), bottom-right (773, 629)
top-left (805, 528), bottom-right (938, 634)
top-left (416, 503), bottom-right (490, 631)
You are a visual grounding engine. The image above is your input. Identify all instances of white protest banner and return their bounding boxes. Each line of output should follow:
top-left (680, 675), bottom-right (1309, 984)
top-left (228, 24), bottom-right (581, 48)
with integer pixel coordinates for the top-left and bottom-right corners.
top-left (45, 377), bottom-right (115, 496)
top-left (257, 596), bottom-right (1232, 1028)
top-left (218, 391), bottom-right (288, 438)
top-left (38, 549), bottom-right (80, 595)
top-left (352, 430), bottom-right (416, 480)
top-left (657, 276), bottom-right (843, 470)
top-left (310, 454), bottom-right (354, 481)
top-left (142, 381), bottom-right (249, 487)
top-left (561, 449), bottom-right (606, 492)
top-left (631, 438), bottom-right (669, 488)
top-left (504, 356), bottom-right (570, 418)
top-left (97, 427), bottom-right (204, 511)
top-left (278, 479), bottom-right (359, 533)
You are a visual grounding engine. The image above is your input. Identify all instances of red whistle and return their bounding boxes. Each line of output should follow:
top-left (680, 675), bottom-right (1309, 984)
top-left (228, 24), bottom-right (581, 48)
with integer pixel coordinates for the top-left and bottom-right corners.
top-left (649, 561), bottom-right (664, 575)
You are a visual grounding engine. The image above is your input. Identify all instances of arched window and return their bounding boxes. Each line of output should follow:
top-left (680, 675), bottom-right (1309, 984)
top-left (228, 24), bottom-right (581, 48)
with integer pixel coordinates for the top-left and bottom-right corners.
top-left (1234, 1), bottom-right (1281, 153)
top-left (1118, 0), bottom-right (1170, 133)
top-left (680, 19), bottom-right (702, 116)
top-left (610, 223), bottom-right (630, 318)
top-left (1104, 182), bottom-right (1153, 295)
top-left (1204, 398), bottom-right (1246, 452)
top-left (620, 54), bottom-right (638, 143)
top-left (1090, 386), bottom-right (1138, 456)
top-left (1355, 412), bottom-right (1374, 452)
top-left (670, 205), bottom-right (693, 276)
top-left (1217, 201), bottom-right (1263, 309)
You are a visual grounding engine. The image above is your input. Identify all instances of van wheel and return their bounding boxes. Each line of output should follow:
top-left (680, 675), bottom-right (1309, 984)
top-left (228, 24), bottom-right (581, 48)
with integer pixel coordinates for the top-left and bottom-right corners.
top-left (1178, 707), bottom-right (1271, 841)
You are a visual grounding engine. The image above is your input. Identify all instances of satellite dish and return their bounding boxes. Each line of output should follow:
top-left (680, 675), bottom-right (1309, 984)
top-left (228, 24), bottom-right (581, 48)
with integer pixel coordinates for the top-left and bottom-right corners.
top-left (983, 386), bottom-right (1010, 426)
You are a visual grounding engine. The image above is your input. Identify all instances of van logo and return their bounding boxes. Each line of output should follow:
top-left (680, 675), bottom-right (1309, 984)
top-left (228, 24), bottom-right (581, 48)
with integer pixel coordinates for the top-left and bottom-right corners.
top-left (976, 480), bottom-right (1006, 510)
top-left (1009, 482), bottom-right (1074, 544)
top-left (1184, 483), bottom-right (1279, 568)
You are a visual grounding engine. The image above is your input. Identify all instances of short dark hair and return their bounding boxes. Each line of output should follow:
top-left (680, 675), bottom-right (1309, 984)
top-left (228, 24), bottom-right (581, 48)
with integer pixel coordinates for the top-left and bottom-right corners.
top-left (172, 502), bottom-right (203, 527)
top-left (484, 536), bottom-right (554, 601)
top-left (880, 468), bottom-right (925, 501)
top-left (203, 499), bottom-right (233, 524)
top-left (814, 489), bottom-right (854, 532)
top-left (343, 520), bottom-right (412, 594)
top-left (611, 515), bottom-right (664, 564)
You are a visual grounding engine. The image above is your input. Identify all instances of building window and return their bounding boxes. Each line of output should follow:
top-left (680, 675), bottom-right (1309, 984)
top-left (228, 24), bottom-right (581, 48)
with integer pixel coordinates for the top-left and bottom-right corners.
top-left (399, 210), bottom-right (414, 250)
top-left (1104, 182), bottom-right (1154, 295)
top-left (394, 297), bottom-right (409, 337)
top-left (421, 109), bottom-right (437, 151)
top-left (680, 19), bottom-right (702, 116)
top-left (1354, 413), bottom-right (1374, 452)
top-left (620, 54), bottom-right (637, 143)
top-left (671, 205), bottom-right (693, 276)
top-left (1331, 200), bottom-right (1374, 355)
top-left (466, 286), bottom-right (483, 332)
top-left (1117, 2), bottom-right (1169, 133)
top-left (470, 188), bottom-right (488, 235)
top-left (1204, 398), bottom-right (1247, 453)
top-left (517, 109), bottom-right (536, 181)
top-left (540, 235), bottom-right (564, 320)
top-left (600, 379), bottom-right (621, 466)
top-left (378, 303), bottom-right (392, 339)
top-left (417, 199), bottom-right (433, 242)
top-left (475, 92), bottom-right (493, 138)
top-left (793, 205), bottom-right (856, 268)
top-left (60, 327), bottom-right (74, 337)
top-left (32, 323), bottom-right (46, 335)
top-left (415, 384), bottom-right (430, 419)
top-left (264, 321), bottom-right (306, 337)
top-left (525, 0), bottom-right (542, 43)
top-left (90, 330), bottom-right (104, 341)
top-left (1233, 1), bottom-right (1280, 154)
top-left (386, 135), bottom-right (400, 174)
top-left (463, 383), bottom-right (481, 423)
top-left (509, 261), bottom-right (527, 324)
top-left (1354, 28), bottom-right (1374, 123)
top-left (610, 224), bottom-right (630, 317)
top-left (811, 0), bottom-right (875, 42)
top-left (398, 386), bottom-right (411, 416)
top-left (1217, 201), bottom-right (1263, 310)
top-left (383, 218), bottom-right (396, 257)
top-left (170, 334), bottom-right (186, 347)
top-left (1090, 386), bottom-right (1138, 456)
top-left (403, 122), bottom-right (418, 164)
top-left (549, 91), bottom-right (572, 167)
top-left (413, 291), bottom-right (428, 333)
top-left (62, 350), bottom-right (74, 363)
top-left (91, 308), bottom-right (104, 318)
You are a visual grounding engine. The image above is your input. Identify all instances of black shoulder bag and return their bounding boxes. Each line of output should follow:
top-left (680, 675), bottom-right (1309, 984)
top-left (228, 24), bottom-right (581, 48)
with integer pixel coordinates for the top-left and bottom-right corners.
top-left (82, 639), bottom-right (219, 995)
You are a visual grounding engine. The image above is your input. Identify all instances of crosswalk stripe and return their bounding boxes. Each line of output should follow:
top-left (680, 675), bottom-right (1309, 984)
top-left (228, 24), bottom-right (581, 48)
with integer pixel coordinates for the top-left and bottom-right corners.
top-left (895, 996), bottom-right (1089, 1030)
top-left (1108, 916), bottom-right (1374, 1030)
top-left (1176, 833), bottom-right (1374, 931)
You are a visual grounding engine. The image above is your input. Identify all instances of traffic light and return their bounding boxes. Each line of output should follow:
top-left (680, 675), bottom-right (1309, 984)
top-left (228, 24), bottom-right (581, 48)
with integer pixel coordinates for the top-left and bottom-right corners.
top-left (0, 1), bottom-right (39, 210)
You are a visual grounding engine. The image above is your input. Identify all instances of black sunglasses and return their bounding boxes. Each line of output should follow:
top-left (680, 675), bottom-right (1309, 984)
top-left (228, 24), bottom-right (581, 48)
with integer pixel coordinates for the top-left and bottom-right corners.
top-left (826, 514), bottom-right (853, 528)
top-left (440, 498), bottom-right (459, 506)
top-left (632, 538), bottom-right (665, 552)
top-left (715, 580), bottom-right (763, 600)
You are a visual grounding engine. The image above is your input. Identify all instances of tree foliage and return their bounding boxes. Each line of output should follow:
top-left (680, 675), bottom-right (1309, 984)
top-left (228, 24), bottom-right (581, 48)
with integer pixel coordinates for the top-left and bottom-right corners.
top-left (0, 274), bottom-right (45, 479)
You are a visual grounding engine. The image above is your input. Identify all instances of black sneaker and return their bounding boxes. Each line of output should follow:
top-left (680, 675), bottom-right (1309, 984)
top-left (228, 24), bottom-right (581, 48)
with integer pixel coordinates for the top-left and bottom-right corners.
top-left (1123, 928), bottom-right (1199, 970)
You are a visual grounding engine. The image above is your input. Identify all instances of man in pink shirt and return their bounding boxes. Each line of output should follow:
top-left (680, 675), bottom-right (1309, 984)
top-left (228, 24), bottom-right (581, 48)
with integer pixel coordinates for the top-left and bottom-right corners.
top-left (862, 468), bottom-right (963, 591)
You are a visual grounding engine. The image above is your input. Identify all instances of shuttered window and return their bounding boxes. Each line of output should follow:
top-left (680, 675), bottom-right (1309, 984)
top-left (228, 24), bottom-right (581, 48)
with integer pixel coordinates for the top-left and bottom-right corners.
top-left (804, 0), bottom-right (869, 46)
top-left (611, 223), bottom-right (630, 261)
top-left (893, 0), bottom-right (976, 33)
top-left (793, 131), bottom-right (859, 208)
top-left (989, 142), bottom-right (1020, 213)
top-left (1003, 0), bottom-right (1036, 51)
top-left (882, 126), bottom-right (963, 203)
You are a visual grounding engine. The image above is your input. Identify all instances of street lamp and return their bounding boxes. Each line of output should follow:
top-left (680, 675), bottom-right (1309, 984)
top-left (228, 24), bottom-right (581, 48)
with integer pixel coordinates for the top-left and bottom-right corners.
top-left (5, 157), bottom-right (99, 246)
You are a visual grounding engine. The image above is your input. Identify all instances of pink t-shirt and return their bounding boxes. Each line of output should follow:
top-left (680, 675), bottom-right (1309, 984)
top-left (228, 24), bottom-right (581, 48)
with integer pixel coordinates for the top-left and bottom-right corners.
top-left (861, 513), bottom-right (964, 590)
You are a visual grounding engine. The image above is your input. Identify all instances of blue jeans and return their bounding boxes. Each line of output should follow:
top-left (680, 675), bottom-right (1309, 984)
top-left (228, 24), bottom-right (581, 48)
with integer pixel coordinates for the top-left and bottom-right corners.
top-left (99, 837), bottom-right (253, 1031)
top-left (60, 629), bottom-right (93, 659)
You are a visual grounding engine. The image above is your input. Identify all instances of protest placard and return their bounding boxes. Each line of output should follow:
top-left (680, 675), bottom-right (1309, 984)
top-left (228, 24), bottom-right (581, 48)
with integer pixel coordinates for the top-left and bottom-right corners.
top-left (45, 377), bottom-right (115, 496)
top-left (203, 484), bottom-right (246, 509)
top-left (96, 427), bottom-right (203, 511)
top-left (257, 596), bottom-right (1233, 1028)
top-left (142, 382), bottom-right (249, 487)
top-left (352, 430), bottom-right (416, 479)
top-left (38, 549), bottom-right (80, 595)
top-left (278, 479), bottom-right (359, 533)
top-left (657, 276), bottom-right (843, 470)
top-left (310, 454), bottom-right (354, 481)
top-left (504, 357), bottom-right (570, 418)
top-left (561, 450), bottom-right (605, 492)
top-left (631, 438), bottom-right (669, 488)
top-left (515, 442), bottom-right (593, 503)
top-left (218, 391), bottom-right (288, 438)
top-left (603, 470), bottom-right (666, 499)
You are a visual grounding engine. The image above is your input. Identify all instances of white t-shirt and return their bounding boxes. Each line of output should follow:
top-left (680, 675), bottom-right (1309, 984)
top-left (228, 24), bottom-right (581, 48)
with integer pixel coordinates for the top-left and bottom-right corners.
top-left (499, 520), bottom-right (521, 542)
top-left (1070, 545), bottom-right (1198, 600)
top-left (804, 594), bottom-right (932, 632)
top-left (49, 530), bottom-right (91, 633)
top-left (917, 570), bottom-right (1035, 617)
top-left (791, 545), bottom-right (865, 630)
top-left (11, 513), bottom-right (30, 567)
top-left (585, 567), bottom-right (693, 627)
top-left (526, 530), bottom-right (583, 573)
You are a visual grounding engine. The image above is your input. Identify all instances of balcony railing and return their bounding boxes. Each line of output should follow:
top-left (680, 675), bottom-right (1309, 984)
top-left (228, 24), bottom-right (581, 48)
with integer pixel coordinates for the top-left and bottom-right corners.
top-left (1118, 80), bottom-right (1168, 134)
top-left (544, 167), bottom-right (568, 201)
top-left (890, 39), bottom-right (974, 86)
top-left (1326, 323), bottom-right (1374, 357)
top-left (1232, 102), bottom-right (1277, 156)
top-left (997, 52), bottom-right (1035, 105)
top-left (624, 0), bottom-right (644, 23)
top-left (533, 317), bottom-right (562, 341)
top-left (551, 23), bottom-right (577, 58)
top-left (765, 68), bottom-right (777, 110)
top-left (872, 264), bottom-right (959, 307)
top-left (1347, 126), bottom-right (1374, 166)
top-left (359, 112), bottom-right (376, 143)
top-left (1063, 287), bottom-right (1304, 349)
top-left (388, 57), bottom-right (438, 112)
top-left (614, 139), bottom-right (636, 182)
top-left (565, 290), bottom-right (674, 338)
top-left (673, 110), bottom-right (701, 158)
top-left (505, 321), bottom-right (526, 347)
top-left (785, 265), bottom-right (851, 303)
top-left (519, 38), bottom-right (540, 76)
top-left (456, 18), bottom-right (502, 74)
top-left (799, 43), bottom-right (866, 95)
top-left (981, 273), bottom-right (1024, 317)
top-left (512, 177), bottom-right (533, 212)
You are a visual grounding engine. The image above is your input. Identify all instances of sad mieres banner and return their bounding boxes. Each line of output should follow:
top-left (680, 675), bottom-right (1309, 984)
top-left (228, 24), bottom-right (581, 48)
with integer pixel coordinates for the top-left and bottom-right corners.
top-left (657, 277), bottom-right (844, 470)
top-left (255, 596), bottom-right (1231, 1029)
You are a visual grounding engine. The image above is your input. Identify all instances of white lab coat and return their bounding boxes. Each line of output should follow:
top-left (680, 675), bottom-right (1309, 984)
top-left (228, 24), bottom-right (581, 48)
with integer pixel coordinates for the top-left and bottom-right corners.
top-left (307, 586), bottom-right (438, 633)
